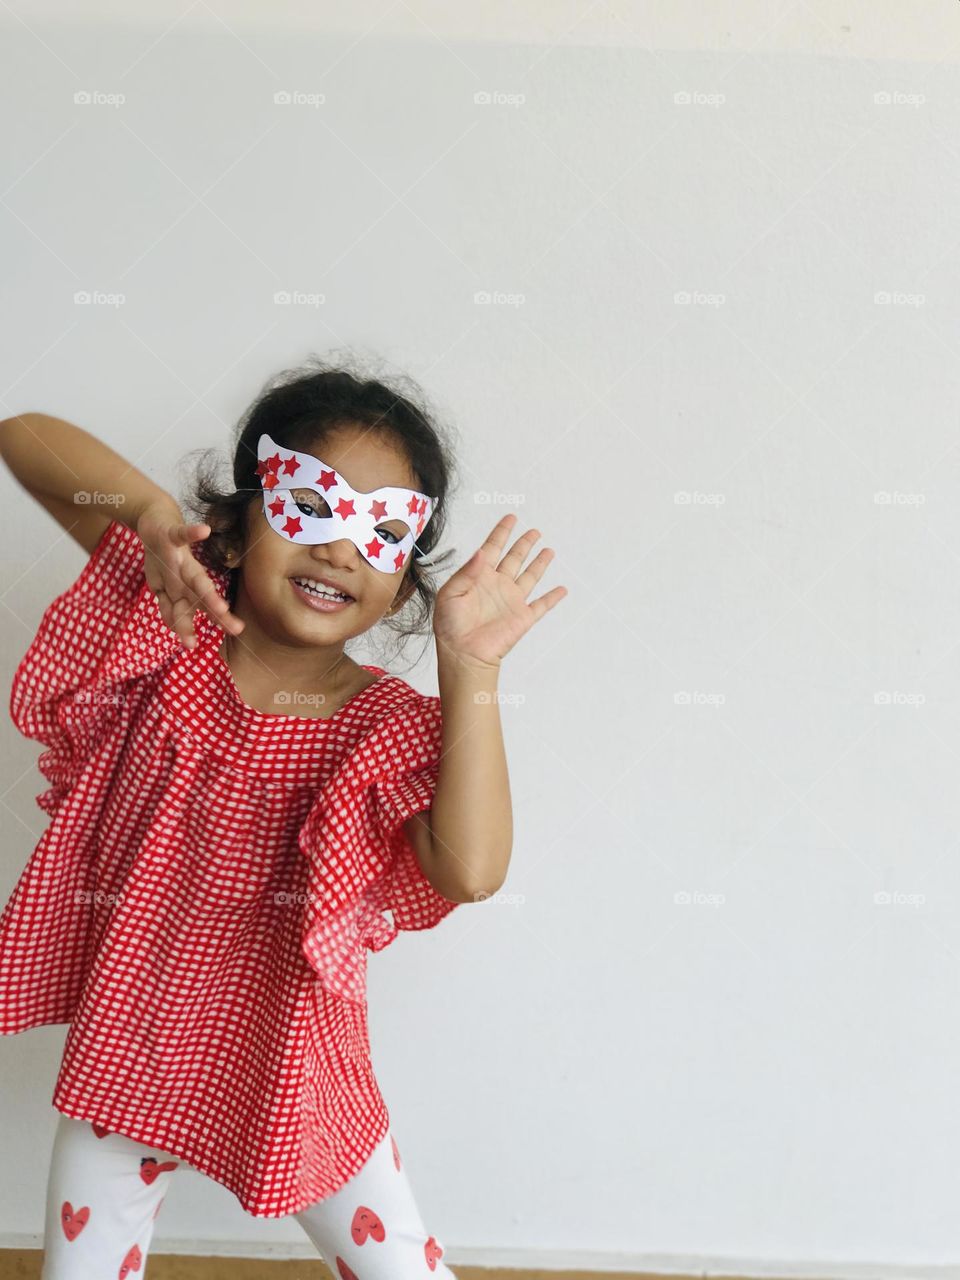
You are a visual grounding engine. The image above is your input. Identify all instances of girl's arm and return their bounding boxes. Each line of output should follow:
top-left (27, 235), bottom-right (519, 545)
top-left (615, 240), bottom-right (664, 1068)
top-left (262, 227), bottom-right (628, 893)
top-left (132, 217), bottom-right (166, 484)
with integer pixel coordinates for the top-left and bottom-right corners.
top-left (0, 411), bottom-right (180, 553)
top-left (415, 654), bottom-right (513, 903)
top-left (0, 411), bottom-right (245, 645)
top-left (411, 515), bottom-right (568, 904)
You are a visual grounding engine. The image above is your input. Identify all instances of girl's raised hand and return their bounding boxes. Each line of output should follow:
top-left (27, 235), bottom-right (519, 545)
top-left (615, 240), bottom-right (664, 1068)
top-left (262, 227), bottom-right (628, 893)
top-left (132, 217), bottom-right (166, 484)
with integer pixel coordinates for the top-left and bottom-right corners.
top-left (136, 499), bottom-right (245, 649)
top-left (433, 513), bottom-right (567, 671)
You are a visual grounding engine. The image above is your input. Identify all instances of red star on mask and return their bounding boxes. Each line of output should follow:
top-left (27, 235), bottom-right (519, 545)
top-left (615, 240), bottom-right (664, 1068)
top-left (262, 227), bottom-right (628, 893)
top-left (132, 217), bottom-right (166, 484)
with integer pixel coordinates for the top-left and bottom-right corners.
top-left (282, 515), bottom-right (302, 537)
top-left (334, 497), bottom-right (355, 519)
top-left (368, 498), bottom-right (388, 520)
top-left (318, 469), bottom-right (337, 492)
top-left (281, 454), bottom-right (300, 477)
top-left (268, 497), bottom-right (285, 518)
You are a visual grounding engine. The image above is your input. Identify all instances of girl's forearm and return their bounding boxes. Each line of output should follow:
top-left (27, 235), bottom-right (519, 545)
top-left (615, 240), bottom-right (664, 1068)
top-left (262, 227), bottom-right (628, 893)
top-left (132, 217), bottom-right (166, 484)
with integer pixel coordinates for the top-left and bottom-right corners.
top-left (424, 648), bottom-right (514, 902)
top-left (0, 412), bottom-right (178, 529)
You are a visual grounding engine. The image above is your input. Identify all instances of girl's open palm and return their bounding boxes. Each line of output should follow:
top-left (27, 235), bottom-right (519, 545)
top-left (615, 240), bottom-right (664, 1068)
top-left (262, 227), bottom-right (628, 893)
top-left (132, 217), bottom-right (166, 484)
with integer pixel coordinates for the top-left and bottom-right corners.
top-left (137, 501), bottom-right (245, 648)
top-left (433, 513), bottom-right (567, 669)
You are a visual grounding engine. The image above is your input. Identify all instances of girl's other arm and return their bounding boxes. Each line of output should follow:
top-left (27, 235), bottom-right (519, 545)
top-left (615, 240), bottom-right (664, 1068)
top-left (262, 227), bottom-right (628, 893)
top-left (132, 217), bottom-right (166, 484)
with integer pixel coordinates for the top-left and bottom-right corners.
top-left (413, 514), bottom-right (568, 902)
top-left (0, 411), bottom-right (179, 553)
top-left (417, 655), bottom-right (513, 903)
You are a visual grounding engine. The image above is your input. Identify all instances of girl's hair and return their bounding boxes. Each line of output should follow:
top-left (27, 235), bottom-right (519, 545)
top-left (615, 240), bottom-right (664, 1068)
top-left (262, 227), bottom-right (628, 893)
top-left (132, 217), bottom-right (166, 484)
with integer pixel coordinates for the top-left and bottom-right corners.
top-left (180, 354), bottom-right (459, 664)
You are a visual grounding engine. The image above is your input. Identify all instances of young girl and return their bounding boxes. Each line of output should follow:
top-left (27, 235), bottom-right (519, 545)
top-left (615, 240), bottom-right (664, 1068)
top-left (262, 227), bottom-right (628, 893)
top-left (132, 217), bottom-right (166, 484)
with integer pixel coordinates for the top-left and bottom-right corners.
top-left (0, 362), bottom-right (567, 1278)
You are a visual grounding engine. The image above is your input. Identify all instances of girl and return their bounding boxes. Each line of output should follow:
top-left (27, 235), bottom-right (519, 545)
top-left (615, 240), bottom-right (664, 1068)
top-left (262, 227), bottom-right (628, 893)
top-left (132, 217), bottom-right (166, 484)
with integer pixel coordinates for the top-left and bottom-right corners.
top-left (0, 361), bottom-right (567, 1278)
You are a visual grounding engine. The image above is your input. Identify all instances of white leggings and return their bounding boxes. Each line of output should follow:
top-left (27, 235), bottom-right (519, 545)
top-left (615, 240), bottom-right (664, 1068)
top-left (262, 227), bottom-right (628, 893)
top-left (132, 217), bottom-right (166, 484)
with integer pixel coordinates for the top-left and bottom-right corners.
top-left (40, 1112), bottom-right (457, 1278)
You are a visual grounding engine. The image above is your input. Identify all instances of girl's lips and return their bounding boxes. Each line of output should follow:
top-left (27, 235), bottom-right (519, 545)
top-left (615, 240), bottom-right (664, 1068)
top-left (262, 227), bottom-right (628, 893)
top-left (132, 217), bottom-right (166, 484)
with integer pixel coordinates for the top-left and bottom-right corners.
top-left (290, 578), bottom-right (354, 613)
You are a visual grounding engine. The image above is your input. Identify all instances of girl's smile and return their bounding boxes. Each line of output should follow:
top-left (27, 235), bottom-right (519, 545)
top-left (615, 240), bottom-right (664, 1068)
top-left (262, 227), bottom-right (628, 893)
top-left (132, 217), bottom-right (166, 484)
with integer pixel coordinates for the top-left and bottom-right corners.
top-left (290, 576), bottom-right (355, 612)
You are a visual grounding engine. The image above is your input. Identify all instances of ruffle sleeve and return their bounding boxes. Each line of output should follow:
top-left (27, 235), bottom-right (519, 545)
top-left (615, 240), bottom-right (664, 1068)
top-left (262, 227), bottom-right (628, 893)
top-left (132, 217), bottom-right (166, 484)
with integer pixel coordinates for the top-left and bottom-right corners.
top-left (8, 519), bottom-right (217, 815)
top-left (297, 694), bottom-right (462, 1004)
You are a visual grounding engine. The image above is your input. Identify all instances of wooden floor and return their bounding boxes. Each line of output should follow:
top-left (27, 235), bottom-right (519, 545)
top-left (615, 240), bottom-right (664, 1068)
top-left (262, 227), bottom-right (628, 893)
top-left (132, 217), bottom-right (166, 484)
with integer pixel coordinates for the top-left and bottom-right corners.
top-left (0, 1255), bottom-right (783, 1280)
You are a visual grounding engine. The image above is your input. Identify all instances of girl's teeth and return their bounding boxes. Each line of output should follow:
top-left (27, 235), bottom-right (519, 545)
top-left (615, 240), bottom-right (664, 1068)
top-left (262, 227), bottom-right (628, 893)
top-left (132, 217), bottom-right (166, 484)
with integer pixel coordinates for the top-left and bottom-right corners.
top-left (295, 578), bottom-right (349, 601)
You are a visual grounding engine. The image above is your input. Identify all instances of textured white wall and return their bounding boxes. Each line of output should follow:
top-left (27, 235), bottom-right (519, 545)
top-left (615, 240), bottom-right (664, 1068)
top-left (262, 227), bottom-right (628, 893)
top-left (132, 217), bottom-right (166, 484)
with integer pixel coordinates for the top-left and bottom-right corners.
top-left (1, 1), bottom-right (959, 1274)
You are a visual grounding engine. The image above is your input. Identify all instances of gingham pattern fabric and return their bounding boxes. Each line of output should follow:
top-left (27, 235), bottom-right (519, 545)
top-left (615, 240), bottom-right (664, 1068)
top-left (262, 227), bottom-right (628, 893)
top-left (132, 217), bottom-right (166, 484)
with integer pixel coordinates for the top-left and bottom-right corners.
top-left (0, 519), bottom-right (460, 1218)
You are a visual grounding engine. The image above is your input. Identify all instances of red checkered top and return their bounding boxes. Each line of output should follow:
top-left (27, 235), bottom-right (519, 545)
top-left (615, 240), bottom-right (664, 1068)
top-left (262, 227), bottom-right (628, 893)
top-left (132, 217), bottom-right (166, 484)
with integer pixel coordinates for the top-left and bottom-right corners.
top-left (0, 519), bottom-right (460, 1217)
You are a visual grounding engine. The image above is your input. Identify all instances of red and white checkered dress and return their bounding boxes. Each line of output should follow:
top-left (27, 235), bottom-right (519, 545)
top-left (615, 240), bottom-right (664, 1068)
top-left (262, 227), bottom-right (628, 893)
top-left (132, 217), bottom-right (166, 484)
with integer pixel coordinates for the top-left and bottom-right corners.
top-left (0, 519), bottom-right (460, 1217)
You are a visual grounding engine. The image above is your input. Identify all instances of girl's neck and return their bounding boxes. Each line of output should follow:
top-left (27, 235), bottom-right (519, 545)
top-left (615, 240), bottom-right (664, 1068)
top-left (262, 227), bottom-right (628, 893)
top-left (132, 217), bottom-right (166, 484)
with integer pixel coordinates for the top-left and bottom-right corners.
top-left (219, 630), bottom-right (361, 716)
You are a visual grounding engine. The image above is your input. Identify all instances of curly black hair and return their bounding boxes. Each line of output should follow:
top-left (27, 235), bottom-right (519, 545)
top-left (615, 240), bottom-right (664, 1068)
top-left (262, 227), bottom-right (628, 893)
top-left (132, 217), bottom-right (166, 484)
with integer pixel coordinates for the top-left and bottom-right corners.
top-left (179, 353), bottom-right (460, 666)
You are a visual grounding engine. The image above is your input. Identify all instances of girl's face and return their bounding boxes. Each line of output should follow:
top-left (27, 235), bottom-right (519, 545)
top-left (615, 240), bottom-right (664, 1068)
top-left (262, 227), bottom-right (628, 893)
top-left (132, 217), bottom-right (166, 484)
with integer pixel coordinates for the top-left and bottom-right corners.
top-left (231, 425), bottom-right (422, 647)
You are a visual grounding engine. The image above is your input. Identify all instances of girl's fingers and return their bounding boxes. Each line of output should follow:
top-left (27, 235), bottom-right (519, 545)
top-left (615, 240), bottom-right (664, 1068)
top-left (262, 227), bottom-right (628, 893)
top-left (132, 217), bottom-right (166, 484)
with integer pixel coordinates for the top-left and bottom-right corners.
top-left (168, 521), bottom-right (210, 546)
top-left (476, 514), bottom-right (542, 577)
top-left (176, 560), bottom-right (242, 635)
top-left (498, 527), bottom-right (542, 578)
top-left (478, 513), bottom-right (519, 561)
top-left (141, 521), bottom-right (245, 643)
top-left (183, 561), bottom-right (244, 634)
top-left (514, 546), bottom-right (555, 596)
top-left (145, 541), bottom-right (243, 640)
top-left (169, 594), bottom-right (196, 646)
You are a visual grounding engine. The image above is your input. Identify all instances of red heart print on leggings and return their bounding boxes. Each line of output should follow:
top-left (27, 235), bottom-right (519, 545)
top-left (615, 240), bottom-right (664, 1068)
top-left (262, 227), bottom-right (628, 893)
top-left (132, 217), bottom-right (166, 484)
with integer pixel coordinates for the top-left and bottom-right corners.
top-left (92, 1122), bottom-right (111, 1139)
top-left (119, 1243), bottom-right (143, 1277)
top-left (335, 1259), bottom-right (359, 1280)
top-left (140, 1156), bottom-right (179, 1184)
top-left (351, 1205), bottom-right (386, 1244)
top-left (60, 1202), bottom-right (90, 1240)
top-left (424, 1236), bottom-right (444, 1271)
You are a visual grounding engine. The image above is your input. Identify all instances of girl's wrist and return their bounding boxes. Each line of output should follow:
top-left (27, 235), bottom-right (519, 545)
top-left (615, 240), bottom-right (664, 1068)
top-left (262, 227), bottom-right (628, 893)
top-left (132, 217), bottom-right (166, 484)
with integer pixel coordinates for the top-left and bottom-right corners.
top-left (126, 490), bottom-right (184, 533)
top-left (436, 641), bottom-right (501, 686)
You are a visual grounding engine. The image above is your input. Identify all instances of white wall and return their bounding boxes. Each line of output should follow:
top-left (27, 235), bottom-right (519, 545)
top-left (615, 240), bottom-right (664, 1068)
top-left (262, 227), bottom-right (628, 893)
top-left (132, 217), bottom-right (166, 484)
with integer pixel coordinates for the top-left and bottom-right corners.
top-left (1, 1), bottom-right (960, 1274)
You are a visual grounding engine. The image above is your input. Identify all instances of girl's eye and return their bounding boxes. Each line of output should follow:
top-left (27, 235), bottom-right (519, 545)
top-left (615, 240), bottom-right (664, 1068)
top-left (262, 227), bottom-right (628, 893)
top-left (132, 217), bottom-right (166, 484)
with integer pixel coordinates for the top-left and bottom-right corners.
top-left (290, 490), bottom-right (330, 519)
top-left (288, 491), bottom-right (407, 544)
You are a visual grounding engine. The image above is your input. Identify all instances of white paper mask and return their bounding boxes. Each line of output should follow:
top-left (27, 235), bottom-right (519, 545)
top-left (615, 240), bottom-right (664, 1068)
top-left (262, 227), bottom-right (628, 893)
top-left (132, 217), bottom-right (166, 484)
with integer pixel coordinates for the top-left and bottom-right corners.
top-left (254, 433), bottom-right (435, 574)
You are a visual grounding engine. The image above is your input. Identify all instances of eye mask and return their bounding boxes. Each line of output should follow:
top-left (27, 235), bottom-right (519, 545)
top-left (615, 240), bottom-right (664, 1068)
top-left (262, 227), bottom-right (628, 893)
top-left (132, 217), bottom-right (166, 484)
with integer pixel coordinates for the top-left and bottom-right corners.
top-left (254, 433), bottom-right (435, 574)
